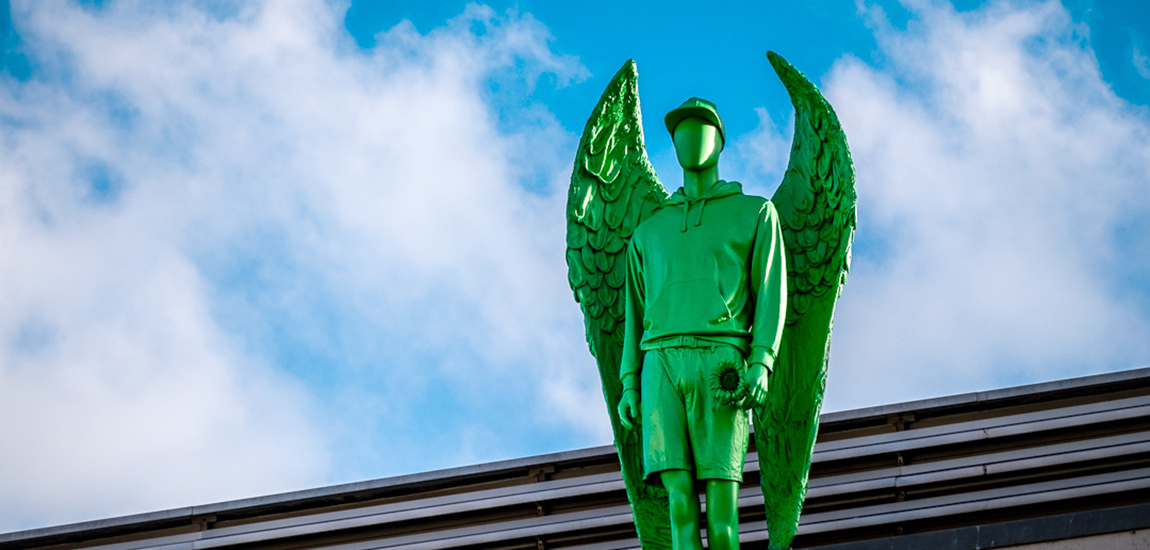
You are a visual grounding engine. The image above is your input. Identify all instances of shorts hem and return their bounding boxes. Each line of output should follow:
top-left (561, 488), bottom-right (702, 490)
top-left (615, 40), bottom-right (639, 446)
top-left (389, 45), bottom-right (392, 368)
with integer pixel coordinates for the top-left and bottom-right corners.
top-left (643, 460), bottom-right (693, 487)
top-left (695, 468), bottom-right (744, 483)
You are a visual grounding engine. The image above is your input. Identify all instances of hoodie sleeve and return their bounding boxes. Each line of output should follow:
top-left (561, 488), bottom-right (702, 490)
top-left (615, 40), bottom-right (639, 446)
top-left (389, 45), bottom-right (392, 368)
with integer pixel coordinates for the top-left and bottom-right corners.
top-left (619, 239), bottom-right (645, 394)
top-left (748, 201), bottom-right (788, 371)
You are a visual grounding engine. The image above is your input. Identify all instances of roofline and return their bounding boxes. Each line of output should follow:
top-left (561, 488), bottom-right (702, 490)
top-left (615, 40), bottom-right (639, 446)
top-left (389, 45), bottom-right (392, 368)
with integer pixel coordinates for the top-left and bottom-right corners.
top-left (4, 364), bottom-right (1149, 544)
top-left (820, 365), bottom-right (1150, 424)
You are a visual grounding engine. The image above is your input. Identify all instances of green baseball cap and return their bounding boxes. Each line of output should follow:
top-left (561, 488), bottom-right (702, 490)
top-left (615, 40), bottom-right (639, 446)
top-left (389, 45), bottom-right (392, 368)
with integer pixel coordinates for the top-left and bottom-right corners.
top-left (664, 97), bottom-right (726, 144)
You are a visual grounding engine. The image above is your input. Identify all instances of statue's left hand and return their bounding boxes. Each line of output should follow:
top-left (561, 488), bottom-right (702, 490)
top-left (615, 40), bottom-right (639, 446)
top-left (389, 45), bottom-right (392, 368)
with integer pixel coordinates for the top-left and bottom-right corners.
top-left (618, 389), bottom-right (641, 430)
top-left (745, 363), bottom-right (770, 407)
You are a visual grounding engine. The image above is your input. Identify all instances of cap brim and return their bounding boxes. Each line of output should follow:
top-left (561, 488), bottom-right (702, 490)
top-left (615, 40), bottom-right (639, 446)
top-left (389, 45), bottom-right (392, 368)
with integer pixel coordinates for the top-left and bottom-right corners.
top-left (664, 106), bottom-right (725, 143)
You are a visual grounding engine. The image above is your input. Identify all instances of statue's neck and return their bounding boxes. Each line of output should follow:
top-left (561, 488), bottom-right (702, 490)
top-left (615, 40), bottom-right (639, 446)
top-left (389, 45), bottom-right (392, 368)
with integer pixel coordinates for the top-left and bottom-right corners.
top-left (683, 164), bottom-right (720, 199)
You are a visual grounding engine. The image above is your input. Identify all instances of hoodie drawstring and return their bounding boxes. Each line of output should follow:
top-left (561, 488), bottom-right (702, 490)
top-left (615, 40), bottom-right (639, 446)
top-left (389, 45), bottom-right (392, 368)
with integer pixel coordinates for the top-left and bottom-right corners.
top-left (673, 180), bottom-right (742, 231)
top-left (681, 197), bottom-right (708, 232)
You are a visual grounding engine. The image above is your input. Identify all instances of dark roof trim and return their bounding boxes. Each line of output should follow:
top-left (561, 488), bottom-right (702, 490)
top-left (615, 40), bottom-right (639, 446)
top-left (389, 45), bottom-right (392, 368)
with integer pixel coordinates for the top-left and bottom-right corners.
top-left (810, 501), bottom-right (1150, 550)
top-left (820, 365), bottom-right (1150, 424)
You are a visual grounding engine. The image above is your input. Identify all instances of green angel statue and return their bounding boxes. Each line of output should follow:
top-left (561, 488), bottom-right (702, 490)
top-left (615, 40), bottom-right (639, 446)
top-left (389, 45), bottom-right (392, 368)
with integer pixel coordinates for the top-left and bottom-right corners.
top-left (565, 52), bottom-right (856, 550)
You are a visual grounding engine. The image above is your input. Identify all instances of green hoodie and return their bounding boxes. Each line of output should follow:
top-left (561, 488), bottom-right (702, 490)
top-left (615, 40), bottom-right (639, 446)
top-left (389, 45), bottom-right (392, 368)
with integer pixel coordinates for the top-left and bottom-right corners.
top-left (620, 180), bottom-right (787, 390)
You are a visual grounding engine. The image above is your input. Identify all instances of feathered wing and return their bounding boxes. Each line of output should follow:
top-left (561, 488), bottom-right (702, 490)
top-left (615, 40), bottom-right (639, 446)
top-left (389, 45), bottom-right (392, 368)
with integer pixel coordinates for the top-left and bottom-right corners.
top-left (754, 51), bottom-right (857, 549)
top-left (567, 59), bottom-right (671, 549)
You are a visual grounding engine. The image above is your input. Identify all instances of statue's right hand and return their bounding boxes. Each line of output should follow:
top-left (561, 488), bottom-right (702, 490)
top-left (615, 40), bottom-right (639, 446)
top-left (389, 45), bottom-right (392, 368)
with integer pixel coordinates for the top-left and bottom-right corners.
top-left (618, 389), bottom-right (640, 430)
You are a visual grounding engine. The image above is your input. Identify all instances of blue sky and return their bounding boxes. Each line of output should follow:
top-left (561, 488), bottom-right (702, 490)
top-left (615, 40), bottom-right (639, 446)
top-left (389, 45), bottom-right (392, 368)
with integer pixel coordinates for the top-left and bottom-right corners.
top-left (0, 0), bottom-right (1148, 532)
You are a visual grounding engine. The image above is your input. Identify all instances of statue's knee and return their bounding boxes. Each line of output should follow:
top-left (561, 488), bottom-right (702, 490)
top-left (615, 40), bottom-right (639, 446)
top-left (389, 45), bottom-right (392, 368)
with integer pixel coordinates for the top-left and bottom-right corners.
top-left (666, 491), bottom-right (697, 523)
top-left (707, 522), bottom-right (737, 549)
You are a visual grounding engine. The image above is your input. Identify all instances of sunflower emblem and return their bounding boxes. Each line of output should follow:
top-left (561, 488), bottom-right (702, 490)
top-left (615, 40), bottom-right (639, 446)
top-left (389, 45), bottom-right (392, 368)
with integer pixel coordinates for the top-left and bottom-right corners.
top-left (710, 360), bottom-right (749, 408)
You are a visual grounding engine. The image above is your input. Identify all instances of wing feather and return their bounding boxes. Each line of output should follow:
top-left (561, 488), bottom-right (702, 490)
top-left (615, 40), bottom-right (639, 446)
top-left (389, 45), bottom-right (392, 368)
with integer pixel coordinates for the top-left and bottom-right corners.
top-left (755, 51), bottom-right (857, 549)
top-left (566, 59), bottom-right (671, 549)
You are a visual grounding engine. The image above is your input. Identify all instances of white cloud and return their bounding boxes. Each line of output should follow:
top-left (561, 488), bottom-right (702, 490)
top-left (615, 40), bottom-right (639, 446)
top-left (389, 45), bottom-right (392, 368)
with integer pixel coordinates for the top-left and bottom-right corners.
top-left (0, 0), bottom-right (599, 531)
top-left (815, 0), bottom-right (1150, 409)
top-left (1134, 45), bottom-right (1150, 80)
top-left (11, 0), bottom-right (1148, 534)
top-left (723, 107), bottom-right (793, 197)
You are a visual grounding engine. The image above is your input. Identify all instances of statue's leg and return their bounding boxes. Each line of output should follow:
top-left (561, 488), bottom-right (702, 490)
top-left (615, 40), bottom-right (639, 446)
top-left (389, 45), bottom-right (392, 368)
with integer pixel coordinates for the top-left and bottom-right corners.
top-left (660, 469), bottom-right (703, 550)
top-left (705, 479), bottom-right (740, 550)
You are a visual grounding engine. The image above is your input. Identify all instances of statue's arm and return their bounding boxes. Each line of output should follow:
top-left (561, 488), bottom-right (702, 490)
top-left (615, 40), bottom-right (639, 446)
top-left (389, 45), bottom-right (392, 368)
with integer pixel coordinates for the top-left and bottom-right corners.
top-left (618, 242), bottom-right (645, 428)
top-left (746, 202), bottom-right (789, 405)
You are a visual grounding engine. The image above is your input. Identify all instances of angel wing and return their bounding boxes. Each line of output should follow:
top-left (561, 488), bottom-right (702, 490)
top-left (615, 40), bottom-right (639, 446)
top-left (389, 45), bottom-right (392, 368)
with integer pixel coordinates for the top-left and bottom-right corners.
top-left (566, 60), bottom-right (671, 549)
top-left (754, 51), bottom-right (857, 549)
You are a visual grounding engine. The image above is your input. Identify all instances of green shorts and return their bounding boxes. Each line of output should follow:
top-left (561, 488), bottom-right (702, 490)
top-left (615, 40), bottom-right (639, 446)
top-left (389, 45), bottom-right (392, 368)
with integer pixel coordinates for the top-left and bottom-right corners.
top-left (640, 344), bottom-right (749, 486)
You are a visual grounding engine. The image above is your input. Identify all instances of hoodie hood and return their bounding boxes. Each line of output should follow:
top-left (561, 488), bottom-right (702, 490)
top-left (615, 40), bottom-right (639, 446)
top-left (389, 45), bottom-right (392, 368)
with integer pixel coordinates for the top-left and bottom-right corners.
top-left (667, 179), bottom-right (743, 204)
top-left (668, 180), bottom-right (743, 231)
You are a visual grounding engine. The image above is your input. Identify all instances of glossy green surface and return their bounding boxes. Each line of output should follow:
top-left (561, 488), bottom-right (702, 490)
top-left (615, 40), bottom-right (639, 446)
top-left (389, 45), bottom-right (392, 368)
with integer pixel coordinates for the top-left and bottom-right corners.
top-left (664, 97), bottom-right (727, 145)
top-left (566, 52), bottom-right (855, 550)
top-left (566, 60), bottom-right (673, 549)
top-left (755, 51), bottom-right (856, 549)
